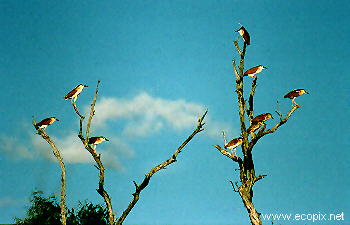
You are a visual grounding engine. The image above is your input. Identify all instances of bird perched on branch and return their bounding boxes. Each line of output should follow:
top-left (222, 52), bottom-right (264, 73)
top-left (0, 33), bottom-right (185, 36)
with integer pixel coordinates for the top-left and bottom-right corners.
top-left (236, 26), bottom-right (250, 45)
top-left (35, 117), bottom-right (59, 130)
top-left (251, 113), bottom-right (273, 123)
top-left (243, 65), bottom-right (267, 77)
top-left (247, 113), bottom-right (273, 133)
top-left (88, 136), bottom-right (109, 153)
top-left (222, 131), bottom-right (243, 155)
top-left (64, 84), bottom-right (88, 102)
top-left (284, 89), bottom-right (309, 105)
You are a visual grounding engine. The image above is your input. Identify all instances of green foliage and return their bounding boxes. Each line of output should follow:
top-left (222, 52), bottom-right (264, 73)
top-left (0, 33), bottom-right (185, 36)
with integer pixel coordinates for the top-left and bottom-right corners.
top-left (15, 191), bottom-right (108, 225)
top-left (71, 201), bottom-right (108, 225)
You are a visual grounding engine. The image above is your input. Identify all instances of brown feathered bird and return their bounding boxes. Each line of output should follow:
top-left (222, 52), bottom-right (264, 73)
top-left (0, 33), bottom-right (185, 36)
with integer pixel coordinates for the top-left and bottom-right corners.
top-left (236, 26), bottom-right (250, 45)
top-left (64, 84), bottom-right (88, 102)
top-left (247, 122), bottom-right (263, 133)
top-left (88, 136), bottom-right (109, 153)
top-left (243, 65), bottom-right (267, 77)
top-left (35, 117), bottom-right (59, 130)
top-left (251, 113), bottom-right (273, 123)
top-left (222, 131), bottom-right (243, 155)
top-left (247, 113), bottom-right (273, 133)
top-left (284, 89), bottom-right (309, 105)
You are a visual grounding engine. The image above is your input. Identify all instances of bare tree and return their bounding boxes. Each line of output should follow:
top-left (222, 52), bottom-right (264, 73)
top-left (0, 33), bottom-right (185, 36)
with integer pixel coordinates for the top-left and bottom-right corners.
top-left (33, 118), bottom-right (67, 225)
top-left (70, 81), bottom-right (115, 225)
top-left (116, 110), bottom-right (207, 225)
top-left (214, 28), bottom-right (303, 225)
top-left (70, 80), bottom-right (207, 225)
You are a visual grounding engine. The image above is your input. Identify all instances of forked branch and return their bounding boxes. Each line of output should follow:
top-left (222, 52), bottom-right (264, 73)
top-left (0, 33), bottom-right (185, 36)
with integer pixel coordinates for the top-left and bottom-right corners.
top-left (32, 121), bottom-right (67, 225)
top-left (249, 104), bottom-right (300, 148)
top-left (116, 110), bottom-right (208, 225)
top-left (71, 80), bottom-right (115, 225)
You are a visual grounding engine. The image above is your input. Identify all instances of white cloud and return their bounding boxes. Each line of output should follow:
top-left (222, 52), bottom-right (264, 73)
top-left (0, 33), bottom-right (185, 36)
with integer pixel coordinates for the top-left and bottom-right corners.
top-left (30, 133), bottom-right (130, 170)
top-left (91, 92), bottom-right (229, 138)
top-left (1, 92), bottom-right (233, 167)
top-left (0, 197), bottom-right (20, 208)
top-left (0, 135), bottom-right (34, 160)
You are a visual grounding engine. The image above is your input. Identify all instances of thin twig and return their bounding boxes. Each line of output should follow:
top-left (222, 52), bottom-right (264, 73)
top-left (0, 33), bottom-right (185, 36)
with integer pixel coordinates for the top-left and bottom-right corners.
top-left (275, 101), bottom-right (283, 120)
top-left (233, 40), bottom-right (242, 56)
top-left (229, 181), bottom-right (240, 192)
top-left (116, 110), bottom-right (207, 225)
top-left (72, 102), bottom-right (85, 135)
top-left (86, 80), bottom-right (101, 144)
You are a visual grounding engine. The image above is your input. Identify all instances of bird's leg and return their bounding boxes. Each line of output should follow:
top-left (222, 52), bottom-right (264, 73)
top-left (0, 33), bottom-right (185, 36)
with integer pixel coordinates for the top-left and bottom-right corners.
top-left (73, 96), bottom-right (77, 102)
top-left (93, 145), bottom-right (97, 154)
top-left (292, 98), bottom-right (296, 105)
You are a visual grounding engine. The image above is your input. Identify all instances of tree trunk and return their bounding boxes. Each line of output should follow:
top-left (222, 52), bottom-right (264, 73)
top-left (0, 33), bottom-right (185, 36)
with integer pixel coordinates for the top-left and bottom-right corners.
top-left (239, 184), bottom-right (262, 225)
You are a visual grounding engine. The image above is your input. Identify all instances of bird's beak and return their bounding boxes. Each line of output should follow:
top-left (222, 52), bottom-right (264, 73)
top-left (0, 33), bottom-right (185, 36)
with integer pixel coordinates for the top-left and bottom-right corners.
top-left (235, 29), bottom-right (240, 32)
top-left (56, 118), bottom-right (60, 121)
top-left (305, 91), bottom-right (309, 94)
top-left (271, 115), bottom-right (274, 119)
top-left (264, 66), bottom-right (268, 69)
top-left (84, 85), bottom-right (88, 87)
top-left (105, 138), bottom-right (109, 141)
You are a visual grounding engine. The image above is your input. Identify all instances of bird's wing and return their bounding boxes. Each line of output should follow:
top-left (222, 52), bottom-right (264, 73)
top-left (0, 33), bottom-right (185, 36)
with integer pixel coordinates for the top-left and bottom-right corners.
top-left (36, 118), bottom-right (52, 126)
top-left (64, 88), bottom-right (78, 99)
top-left (244, 66), bottom-right (258, 75)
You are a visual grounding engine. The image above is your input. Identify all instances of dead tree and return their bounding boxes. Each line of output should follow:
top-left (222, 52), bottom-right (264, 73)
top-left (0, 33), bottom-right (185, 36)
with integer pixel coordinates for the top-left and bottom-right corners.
top-left (116, 110), bottom-right (207, 225)
top-left (70, 80), bottom-right (115, 225)
top-left (70, 80), bottom-right (207, 225)
top-left (32, 118), bottom-right (67, 225)
top-left (214, 27), bottom-right (302, 225)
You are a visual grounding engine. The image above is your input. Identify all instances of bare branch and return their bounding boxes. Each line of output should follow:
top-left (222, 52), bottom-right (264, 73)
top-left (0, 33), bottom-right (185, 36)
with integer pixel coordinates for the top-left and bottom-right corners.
top-left (232, 60), bottom-right (240, 80)
top-left (33, 122), bottom-right (67, 225)
top-left (116, 110), bottom-right (207, 225)
top-left (247, 77), bottom-right (258, 121)
top-left (213, 145), bottom-right (243, 165)
top-left (233, 40), bottom-right (242, 56)
top-left (229, 180), bottom-right (240, 192)
top-left (254, 174), bottom-right (267, 183)
top-left (71, 102), bottom-right (85, 136)
top-left (86, 80), bottom-right (101, 143)
top-left (275, 101), bottom-right (283, 120)
top-left (234, 43), bottom-right (248, 149)
top-left (249, 104), bottom-right (300, 148)
top-left (71, 80), bottom-right (115, 225)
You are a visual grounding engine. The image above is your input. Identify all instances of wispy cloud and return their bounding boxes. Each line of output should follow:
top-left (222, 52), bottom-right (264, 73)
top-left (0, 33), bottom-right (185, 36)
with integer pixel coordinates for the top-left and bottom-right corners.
top-left (0, 135), bottom-right (34, 160)
top-left (0, 197), bottom-right (21, 208)
top-left (91, 92), bottom-right (229, 138)
top-left (1, 92), bottom-right (232, 167)
top-left (30, 133), bottom-right (130, 170)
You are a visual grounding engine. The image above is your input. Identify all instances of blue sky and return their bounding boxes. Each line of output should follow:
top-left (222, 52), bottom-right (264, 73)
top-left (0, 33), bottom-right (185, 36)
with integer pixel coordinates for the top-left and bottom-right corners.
top-left (1, 0), bottom-right (350, 224)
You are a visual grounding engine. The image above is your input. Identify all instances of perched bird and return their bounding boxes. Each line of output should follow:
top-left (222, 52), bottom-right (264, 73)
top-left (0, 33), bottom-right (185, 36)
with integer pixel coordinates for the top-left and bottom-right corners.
top-left (64, 84), bottom-right (88, 102)
top-left (243, 65), bottom-right (267, 77)
top-left (236, 26), bottom-right (250, 45)
top-left (247, 113), bottom-right (273, 134)
top-left (88, 136), bottom-right (109, 153)
top-left (35, 117), bottom-right (59, 130)
top-left (247, 121), bottom-right (263, 133)
top-left (222, 131), bottom-right (243, 155)
top-left (284, 89), bottom-right (309, 105)
top-left (251, 113), bottom-right (273, 123)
